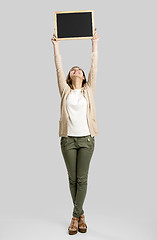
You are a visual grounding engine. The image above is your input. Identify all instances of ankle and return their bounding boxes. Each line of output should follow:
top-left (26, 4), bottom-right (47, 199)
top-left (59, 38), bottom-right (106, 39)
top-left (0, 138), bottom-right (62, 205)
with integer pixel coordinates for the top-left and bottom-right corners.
top-left (72, 217), bottom-right (79, 221)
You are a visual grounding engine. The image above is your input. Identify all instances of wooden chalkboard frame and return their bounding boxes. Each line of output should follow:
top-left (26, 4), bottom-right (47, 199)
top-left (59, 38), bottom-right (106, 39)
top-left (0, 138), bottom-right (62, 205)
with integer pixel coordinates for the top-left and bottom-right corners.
top-left (54, 10), bottom-right (94, 40)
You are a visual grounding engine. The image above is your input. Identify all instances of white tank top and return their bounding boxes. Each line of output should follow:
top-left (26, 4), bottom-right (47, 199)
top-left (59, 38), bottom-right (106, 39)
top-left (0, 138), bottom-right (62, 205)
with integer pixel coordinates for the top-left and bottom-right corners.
top-left (66, 88), bottom-right (90, 136)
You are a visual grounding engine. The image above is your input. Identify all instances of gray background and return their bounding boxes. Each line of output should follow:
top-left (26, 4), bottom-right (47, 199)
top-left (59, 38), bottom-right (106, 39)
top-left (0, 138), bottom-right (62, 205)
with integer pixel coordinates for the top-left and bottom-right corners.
top-left (0, 0), bottom-right (157, 239)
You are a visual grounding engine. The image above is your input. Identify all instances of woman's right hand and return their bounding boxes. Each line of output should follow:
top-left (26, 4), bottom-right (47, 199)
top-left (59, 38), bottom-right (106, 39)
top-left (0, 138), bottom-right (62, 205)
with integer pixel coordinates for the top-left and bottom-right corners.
top-left (51, 33), bottom-right (59, 46)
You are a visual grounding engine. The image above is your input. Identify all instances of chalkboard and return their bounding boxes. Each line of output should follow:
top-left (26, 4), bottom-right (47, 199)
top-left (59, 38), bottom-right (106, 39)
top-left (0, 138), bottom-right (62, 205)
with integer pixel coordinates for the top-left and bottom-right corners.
top-left (54, 10), bottom-right (94, 40)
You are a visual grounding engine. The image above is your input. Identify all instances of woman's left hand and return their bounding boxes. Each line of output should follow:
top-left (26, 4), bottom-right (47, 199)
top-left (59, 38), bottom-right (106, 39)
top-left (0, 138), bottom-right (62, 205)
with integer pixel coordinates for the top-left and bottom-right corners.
top-left (92, 28), bottom-right (99, 42)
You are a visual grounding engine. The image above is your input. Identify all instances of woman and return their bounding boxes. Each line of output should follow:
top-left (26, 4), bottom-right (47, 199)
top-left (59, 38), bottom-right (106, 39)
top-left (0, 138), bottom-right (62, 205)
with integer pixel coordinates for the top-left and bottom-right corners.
top-left (51, 28), bottom-right (99, 235)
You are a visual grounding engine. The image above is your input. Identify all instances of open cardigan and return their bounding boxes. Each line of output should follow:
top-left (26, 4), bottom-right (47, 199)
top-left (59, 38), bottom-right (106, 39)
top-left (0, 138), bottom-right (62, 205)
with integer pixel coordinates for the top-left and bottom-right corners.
top-left (54, 50), bottom-right (99, 137)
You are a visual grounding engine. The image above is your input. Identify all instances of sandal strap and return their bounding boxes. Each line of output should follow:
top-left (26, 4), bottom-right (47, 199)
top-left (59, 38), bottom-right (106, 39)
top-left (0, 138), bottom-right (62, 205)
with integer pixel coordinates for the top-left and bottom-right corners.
top-left (79, 222), bottom-right (87, 227)
top-left (72, 217), bottom-right (79, 221)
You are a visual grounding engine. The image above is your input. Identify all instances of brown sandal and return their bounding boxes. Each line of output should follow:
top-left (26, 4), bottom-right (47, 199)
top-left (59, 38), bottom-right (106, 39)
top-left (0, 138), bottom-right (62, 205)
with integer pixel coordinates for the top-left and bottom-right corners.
top-left (68, 217), bottom-right (79, 235)
top-left (78, 214), bottom-right (87, 233)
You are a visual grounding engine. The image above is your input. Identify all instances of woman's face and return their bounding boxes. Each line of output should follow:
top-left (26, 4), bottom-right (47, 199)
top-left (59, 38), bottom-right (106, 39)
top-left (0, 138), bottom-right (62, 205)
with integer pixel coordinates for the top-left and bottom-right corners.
top-left (70, 67), bottom-right (84, 80)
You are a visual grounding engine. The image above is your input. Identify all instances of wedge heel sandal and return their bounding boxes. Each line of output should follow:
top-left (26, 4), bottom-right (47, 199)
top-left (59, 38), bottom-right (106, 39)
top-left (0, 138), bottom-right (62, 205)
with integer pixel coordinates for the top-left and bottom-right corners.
top-left (68, 217), bottom-right (79, 235)
top-left (78, 215), bottom-right (87, 233)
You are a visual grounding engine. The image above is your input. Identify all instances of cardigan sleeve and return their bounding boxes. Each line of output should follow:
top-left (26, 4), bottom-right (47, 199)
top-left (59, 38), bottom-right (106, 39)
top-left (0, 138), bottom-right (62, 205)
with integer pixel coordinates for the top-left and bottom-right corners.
top-left (87, 51), bottom-right (98, 95)
top-left (54, 52), bottom-right (68, 97)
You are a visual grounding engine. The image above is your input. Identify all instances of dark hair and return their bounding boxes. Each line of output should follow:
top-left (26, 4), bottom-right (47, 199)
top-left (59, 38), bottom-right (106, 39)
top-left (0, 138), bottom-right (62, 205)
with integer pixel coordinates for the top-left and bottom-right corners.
top-left (66, 66), bottom-right (87, 89)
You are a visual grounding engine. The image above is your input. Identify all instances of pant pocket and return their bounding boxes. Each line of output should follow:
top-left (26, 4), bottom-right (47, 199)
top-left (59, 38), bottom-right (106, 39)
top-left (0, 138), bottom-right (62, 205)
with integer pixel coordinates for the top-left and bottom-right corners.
top-left (86, 136), bottom-right (94, 148)
top-left (90, 136), bottom-right (95, 143)
top-left (60, 137), bottom-right (68, 147)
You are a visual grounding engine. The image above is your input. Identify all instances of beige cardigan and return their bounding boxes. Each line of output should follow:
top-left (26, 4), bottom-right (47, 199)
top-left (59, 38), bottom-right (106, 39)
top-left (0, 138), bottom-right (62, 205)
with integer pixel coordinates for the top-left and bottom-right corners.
top-left (54, 51), bottom-right (99, 137)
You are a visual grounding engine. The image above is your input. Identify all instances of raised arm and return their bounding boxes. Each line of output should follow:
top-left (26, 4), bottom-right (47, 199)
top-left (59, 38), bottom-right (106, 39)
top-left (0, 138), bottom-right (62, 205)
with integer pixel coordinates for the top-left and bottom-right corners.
top-left (87, 28), bottom-right (99, 95)
top-left (51, 34), bottom-right (68, 97)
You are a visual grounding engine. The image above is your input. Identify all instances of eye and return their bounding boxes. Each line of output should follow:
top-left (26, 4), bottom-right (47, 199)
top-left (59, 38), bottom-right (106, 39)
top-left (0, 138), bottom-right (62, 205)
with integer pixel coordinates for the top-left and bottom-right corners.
top-left (70, 68), bottom-right (82, 73)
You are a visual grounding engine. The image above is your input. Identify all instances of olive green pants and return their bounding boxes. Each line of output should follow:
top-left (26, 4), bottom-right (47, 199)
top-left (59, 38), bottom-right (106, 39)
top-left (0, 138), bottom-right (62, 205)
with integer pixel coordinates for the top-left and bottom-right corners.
top-left (60, 134), bottom-right (95, 218)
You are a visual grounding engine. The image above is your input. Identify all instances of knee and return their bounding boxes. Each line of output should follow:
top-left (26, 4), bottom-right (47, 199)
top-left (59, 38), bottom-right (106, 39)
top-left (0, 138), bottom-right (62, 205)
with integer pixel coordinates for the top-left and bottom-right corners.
top-left (68, 175), bottom-right (77, 185)
top-left (77, 176), bottom-right (88, 186)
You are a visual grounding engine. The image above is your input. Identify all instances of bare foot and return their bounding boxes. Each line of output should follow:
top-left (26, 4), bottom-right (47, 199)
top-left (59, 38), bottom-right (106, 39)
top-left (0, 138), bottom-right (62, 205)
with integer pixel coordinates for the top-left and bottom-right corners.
top-left (78, 214), bottom-right (87, 230)
top-left (68, 217), bottom-right (79, 231)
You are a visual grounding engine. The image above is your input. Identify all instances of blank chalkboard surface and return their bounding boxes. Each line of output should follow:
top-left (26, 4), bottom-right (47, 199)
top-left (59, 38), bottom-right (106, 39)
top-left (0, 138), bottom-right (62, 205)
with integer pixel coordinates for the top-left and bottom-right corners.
top-left (54, 10), bottom-right (94, 40)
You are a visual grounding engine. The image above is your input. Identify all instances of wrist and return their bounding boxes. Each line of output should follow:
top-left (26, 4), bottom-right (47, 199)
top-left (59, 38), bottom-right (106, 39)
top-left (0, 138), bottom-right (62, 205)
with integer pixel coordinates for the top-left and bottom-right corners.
top-left (92, 43), bottom-right (98, 52)
top-left (54, 41), bottom-right (59, 47)
top-left (92, 39), bottom-right (98, 44)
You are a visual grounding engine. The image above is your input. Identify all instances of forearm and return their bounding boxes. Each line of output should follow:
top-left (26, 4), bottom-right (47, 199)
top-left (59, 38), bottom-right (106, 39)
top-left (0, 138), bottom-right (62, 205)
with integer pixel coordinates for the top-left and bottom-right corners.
top-left (54, 42), bottom-right (60, 55)
top-left (92, 41), bottom-right (98, 52)
top-left (53, 42), bottom-right (62, 69)
top-left (53, 41), bottom-right (63, 74)
top-left (53, 42), bottom-right (67, 96)
top-left (88, 42), bottom-right (98, 94)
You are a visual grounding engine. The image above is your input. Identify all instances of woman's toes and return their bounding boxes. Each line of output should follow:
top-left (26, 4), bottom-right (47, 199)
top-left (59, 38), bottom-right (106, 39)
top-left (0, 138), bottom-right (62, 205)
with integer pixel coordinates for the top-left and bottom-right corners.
top-left (80, 225), bottom-right (85, 229)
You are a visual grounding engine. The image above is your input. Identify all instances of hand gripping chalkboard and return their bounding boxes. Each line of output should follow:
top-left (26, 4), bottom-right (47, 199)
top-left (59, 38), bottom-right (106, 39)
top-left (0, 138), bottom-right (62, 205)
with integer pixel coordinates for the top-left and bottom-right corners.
top-left (54, 10), bottom-right (95, 40)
